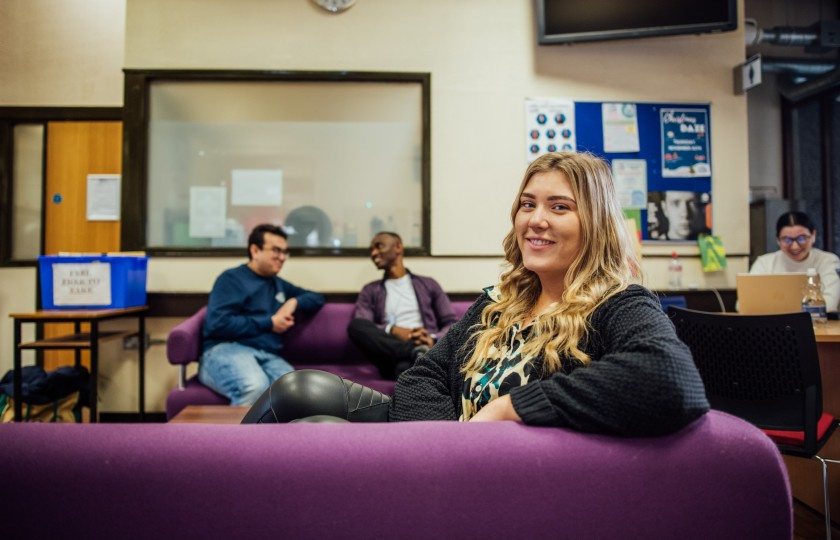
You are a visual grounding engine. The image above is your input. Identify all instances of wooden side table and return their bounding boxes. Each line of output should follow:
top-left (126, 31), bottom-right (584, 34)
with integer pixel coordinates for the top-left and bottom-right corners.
top-left (9, 306), bottom-right (148, 422)
top-left (168, 405), bottom-right (249, 424)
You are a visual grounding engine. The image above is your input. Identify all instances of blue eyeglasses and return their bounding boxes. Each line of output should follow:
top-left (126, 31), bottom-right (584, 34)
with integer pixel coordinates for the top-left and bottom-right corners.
top-left (779, 234), bottom-right (811, 246)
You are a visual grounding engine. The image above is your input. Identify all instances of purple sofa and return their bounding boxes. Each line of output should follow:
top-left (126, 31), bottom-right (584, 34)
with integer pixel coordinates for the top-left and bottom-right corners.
top-left (166, 301), bottom-right (473, 419)
top-left (2, 411), bottom-right (791, 539)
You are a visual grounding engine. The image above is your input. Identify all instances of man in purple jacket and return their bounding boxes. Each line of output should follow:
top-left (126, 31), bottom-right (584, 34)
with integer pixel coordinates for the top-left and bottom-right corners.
top-left (348, 231), bottom-right (456, 379)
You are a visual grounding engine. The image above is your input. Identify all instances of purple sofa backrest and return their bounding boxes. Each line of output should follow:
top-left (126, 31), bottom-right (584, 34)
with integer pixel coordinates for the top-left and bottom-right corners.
top-left (248, 301), bottom-right (475, 365)
top-left (166, 300), bottom-right (475, 366)
top-left (1, 411), bottom-right (792, 539)
top-left (283, 303), bottom-right (364, 364)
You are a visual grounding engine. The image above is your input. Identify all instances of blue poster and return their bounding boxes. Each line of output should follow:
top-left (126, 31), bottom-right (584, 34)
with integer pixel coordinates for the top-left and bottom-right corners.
top-left (660, 108), bottom-right (711, 177)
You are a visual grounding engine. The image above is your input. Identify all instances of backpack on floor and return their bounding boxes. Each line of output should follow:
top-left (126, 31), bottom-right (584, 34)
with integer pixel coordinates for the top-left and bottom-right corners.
top-left (0, 365), bottom-right (89, 422)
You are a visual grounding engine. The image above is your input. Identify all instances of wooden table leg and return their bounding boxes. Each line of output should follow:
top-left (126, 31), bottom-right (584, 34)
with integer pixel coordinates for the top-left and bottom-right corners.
top-left (13, 319), bottom-right (22, 422)
top-left (138, 314), bottom-right (145, 421)
top-left (89, 321), bottom-right (99, 423)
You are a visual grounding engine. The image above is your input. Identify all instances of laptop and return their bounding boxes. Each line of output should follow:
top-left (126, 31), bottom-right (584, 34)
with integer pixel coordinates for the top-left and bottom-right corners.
top-left (736, 273), bottom-right (808, 315)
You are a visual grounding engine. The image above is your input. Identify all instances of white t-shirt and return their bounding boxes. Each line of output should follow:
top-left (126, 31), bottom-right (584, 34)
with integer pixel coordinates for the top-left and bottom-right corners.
top-left (384, 274), bottom-right (423, 330)
top-left (749, 248), bottom-right (840, 311)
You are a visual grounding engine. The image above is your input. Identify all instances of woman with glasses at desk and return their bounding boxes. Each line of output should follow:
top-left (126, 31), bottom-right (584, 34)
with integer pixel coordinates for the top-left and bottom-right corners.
top-left (749, 211), bottom-right (840, 311)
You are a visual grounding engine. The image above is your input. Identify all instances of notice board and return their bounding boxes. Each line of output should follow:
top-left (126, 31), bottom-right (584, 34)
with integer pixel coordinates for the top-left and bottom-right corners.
top-left (525, 99), bottom-right (713, 242)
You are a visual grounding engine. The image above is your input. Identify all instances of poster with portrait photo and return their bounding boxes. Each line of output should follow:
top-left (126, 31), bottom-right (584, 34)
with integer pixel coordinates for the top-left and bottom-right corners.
top-left (647, 190), bottom-right (712, 241)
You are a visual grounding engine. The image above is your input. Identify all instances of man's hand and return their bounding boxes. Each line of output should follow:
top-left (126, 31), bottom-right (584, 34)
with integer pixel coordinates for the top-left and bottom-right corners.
top-left (469, 394), bottom-right (522, 422)
top-left (409, 327), bottom-right (434, 347)
top-left (390, 325), bottom-right (413, 342)
top-left (271, 298), bottom-right (298, 333)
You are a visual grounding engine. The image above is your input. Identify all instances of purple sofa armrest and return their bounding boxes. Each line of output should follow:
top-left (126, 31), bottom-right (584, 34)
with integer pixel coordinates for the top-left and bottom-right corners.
top-left (2, 411), bottom-right (791, 539)
top-left (166, 306), bottom-right (207, 366)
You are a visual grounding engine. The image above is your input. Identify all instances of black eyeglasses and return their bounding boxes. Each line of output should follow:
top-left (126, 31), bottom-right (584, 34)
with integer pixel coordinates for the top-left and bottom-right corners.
top-left (265, 246), bottom-right (290, 256)
top-left (779, 234), bottom-right (811, 246)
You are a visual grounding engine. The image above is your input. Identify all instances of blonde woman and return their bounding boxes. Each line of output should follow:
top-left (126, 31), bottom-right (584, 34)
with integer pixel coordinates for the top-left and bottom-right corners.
top-left (244, 152), bottom-right (709, 436)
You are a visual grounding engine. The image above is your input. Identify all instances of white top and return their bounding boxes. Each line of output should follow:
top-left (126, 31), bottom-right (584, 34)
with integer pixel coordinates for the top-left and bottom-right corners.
top-left (384, 274), bottom-right (423, 332)
top-left (749, 248), bottom-right (840, 311)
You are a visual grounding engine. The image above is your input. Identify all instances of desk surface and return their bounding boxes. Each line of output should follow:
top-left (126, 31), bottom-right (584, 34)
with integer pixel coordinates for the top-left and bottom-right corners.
top-left (814, 320), bottom-right (840, 343)
top-left (9, 306), bottom-right (148, 321)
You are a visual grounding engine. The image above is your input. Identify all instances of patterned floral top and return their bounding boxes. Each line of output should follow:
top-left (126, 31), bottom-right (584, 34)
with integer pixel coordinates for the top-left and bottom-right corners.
top-left (460, 286), bottom-right (542, 421)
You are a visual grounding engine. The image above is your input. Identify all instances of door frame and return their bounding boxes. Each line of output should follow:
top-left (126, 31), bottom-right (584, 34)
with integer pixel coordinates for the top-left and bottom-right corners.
top-left (0, 107), bottom-right (123, 267)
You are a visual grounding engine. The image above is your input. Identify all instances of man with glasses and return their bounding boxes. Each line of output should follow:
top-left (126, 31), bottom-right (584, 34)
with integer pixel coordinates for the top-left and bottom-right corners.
top-left (200, 224), bottom-right (324, 406)
top-left (750, 211), bottom-right (840, 311)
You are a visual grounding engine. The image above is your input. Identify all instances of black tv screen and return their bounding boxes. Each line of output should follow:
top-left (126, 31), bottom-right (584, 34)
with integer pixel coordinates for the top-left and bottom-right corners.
top-left (536, 0), bottom-right (737, 45)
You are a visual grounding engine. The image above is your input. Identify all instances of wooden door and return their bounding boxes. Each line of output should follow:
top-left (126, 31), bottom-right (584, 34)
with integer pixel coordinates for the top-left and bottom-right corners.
top-left (43, 121), bottom-right (122, 370)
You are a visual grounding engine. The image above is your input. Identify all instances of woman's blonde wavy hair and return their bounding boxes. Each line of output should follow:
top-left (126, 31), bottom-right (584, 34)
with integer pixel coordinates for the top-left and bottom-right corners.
top-left (462, 151), bottom-right (640, 375)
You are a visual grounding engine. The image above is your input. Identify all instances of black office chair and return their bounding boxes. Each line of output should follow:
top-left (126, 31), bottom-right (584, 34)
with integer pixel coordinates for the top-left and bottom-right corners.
top-left (668, 306), bottom-right (839, 539)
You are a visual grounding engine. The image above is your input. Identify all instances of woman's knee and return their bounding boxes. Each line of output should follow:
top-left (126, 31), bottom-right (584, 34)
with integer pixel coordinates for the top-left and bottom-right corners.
top-left (264, 370), bottom-right (350, 422)
top-left (241, 369), bottom-right (390, 423)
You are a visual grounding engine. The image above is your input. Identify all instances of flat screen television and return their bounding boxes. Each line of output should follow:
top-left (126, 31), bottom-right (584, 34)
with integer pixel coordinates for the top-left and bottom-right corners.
top-left (536, 0), bottom-right (738, 45)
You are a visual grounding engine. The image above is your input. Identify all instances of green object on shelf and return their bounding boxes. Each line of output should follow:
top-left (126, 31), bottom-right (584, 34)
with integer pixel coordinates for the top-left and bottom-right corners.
top-left (697, 234), bottom-right (727, 272)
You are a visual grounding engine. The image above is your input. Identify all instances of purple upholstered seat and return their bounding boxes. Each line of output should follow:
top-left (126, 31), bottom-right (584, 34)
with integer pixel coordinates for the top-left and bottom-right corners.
top-left (2, 411), bottom-right (792, 539)
top-left (166, 300), bottom-right (474, 419)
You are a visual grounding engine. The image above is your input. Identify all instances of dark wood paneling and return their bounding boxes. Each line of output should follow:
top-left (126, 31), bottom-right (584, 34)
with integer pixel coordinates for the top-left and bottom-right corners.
top-left (0, 107), bottom-right (122, 121)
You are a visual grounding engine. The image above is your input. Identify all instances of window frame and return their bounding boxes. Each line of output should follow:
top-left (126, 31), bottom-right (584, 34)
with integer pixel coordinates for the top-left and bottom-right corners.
top-left (121, 69), bottom-right (432, 257)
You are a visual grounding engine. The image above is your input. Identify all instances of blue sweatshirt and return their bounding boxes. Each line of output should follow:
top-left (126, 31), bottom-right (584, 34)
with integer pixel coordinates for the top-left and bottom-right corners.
top-left (202, 264), bottom-right (325, 353)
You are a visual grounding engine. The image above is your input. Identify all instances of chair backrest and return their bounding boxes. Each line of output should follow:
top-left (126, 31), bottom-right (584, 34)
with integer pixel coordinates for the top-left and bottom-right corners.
top-left (668, 306), bottom-right (823, 454)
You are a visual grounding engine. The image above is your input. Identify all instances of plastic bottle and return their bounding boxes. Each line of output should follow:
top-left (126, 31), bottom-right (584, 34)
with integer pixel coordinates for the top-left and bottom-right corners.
top-left (668, 252), bottom-right (683, 289)
top-left (802, 268), bottom-right (828, 325)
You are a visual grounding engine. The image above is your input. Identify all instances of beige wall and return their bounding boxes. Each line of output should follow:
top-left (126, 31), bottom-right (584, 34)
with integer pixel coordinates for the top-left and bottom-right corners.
top-left (125, 0), bottom-right (750, 293)
top-left (1, 0), bottom-right (751, 412)
top-left (0, 0), bottom-right (125, 106)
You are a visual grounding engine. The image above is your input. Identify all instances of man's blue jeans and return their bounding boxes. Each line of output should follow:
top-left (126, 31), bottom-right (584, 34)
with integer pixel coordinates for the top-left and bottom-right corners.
top-left (199, 342), bottom-right (294, 406)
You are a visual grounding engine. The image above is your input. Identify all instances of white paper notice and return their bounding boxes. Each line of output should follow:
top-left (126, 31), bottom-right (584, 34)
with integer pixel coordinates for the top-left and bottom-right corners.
top-left (231, 169), bottom-right (283, 206)
top-left (612, 159), bottom-right (648, 209)
top-left (602, 103), bottom-right (640, 153)
top-left (189, 186), bottom-right (227, 238)
top-left (524, 97), bottom-right (576, 164)
top-left (86, 174), bottom-right (121, 221)
top-left (52, 262), bottom-right (111, 306)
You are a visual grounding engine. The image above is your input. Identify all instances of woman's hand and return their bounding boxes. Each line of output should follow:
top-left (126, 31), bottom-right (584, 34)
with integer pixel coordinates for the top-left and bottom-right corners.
top-left (469, 394), bottom-right (522, 422)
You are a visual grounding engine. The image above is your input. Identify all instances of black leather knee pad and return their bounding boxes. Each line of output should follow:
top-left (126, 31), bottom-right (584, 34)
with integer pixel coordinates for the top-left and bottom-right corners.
top-left (341, 377), bottom-right (391, 422)
top-left (290, 415), bottom-right (349, 423)
top-left (241, 369), bottom-right (390, 424)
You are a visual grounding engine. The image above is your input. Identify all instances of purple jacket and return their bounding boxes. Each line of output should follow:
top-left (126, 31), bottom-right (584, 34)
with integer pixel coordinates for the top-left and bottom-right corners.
top-left (353, 271), bottom-right (457, 339)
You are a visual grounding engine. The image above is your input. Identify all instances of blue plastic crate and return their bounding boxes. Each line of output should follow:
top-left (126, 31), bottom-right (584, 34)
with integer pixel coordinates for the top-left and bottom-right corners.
top-left (39, 255), bottom-right (148, 310)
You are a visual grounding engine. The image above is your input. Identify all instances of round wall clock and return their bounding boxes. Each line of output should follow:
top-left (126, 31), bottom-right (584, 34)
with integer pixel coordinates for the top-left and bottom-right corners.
top-left (311, 0), bottom-right (357, 13)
